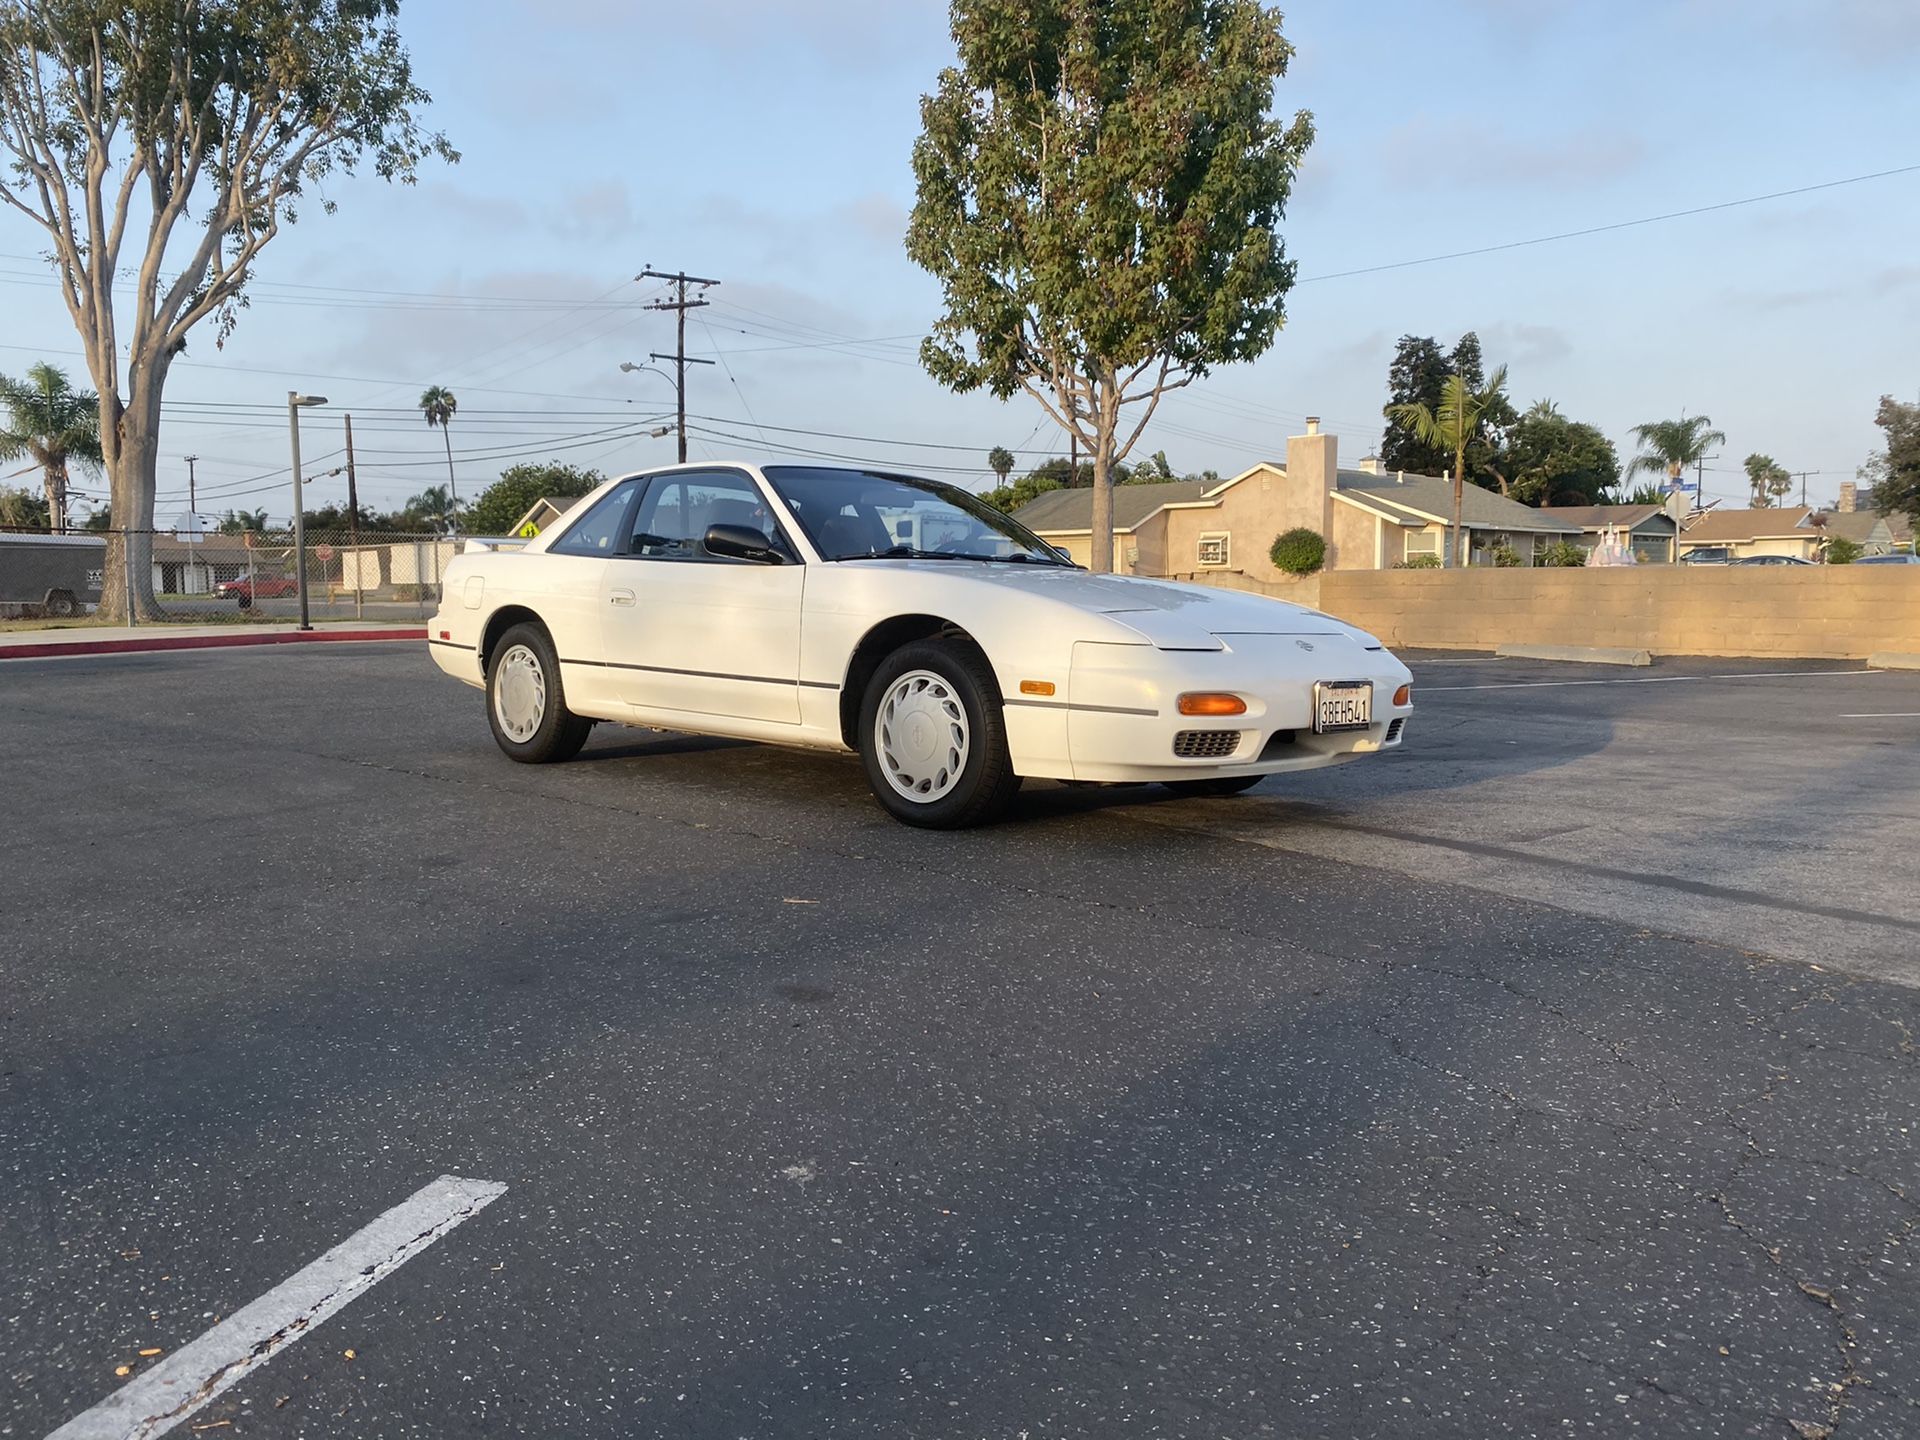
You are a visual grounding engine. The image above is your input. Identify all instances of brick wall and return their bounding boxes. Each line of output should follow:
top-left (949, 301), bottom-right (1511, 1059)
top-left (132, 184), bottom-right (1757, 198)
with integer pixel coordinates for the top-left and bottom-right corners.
top-left (1316, 568), bottom-right (1920, 659)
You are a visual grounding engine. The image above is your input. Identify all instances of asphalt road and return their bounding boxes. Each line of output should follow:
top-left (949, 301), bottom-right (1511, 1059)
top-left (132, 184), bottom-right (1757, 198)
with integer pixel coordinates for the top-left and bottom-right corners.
top-left (4, 645), bottom-right (1918, 1439)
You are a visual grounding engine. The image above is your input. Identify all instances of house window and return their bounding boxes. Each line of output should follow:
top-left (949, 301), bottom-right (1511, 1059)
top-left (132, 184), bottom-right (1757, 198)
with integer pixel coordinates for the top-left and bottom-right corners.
top-left (1197, 532), bottom-right (1230, 567)
top-left (1404, 528), bottom-right (1440, 560)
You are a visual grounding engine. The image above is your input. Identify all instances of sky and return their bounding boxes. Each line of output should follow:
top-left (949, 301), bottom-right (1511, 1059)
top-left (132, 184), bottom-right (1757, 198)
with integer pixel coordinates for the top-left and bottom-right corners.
top-left (3, 0), bottom-right (1918, 523)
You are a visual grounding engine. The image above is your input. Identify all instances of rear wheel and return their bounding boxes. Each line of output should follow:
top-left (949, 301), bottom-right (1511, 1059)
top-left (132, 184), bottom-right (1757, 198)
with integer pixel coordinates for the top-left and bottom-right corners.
top-left (487, 622), bottom-right (593, 764)
top-left (1163, 774), bottom-right (1264, 798)
top-left (859, 639), bottom-right (1020, 828)
top-left (44, 590), bottom-right (77, 618)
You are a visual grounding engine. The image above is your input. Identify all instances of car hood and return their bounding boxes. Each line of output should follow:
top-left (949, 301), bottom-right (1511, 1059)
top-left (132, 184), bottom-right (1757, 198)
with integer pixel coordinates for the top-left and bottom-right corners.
top-left (910, 564), bottom-right (1363, 649)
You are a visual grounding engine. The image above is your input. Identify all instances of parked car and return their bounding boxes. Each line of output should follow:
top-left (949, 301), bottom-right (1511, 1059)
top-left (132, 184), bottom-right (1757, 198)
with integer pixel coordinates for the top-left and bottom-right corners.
top-left (427, 463), bottom-right (1414, 828)
top-left (215, 574), bottom-right (298, 605)
top-left (1730, 554), bottom-right (1814, 565)
top-left (1681, 546), bottom-right (1733, 565)
top-left (1853, 552), bottom-right (1920, 565)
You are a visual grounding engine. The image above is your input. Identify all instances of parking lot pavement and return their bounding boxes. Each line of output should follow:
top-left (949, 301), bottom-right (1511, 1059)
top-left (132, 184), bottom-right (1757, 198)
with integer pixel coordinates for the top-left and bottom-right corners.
top-left (5, 646), bottom-right (1918, 1439)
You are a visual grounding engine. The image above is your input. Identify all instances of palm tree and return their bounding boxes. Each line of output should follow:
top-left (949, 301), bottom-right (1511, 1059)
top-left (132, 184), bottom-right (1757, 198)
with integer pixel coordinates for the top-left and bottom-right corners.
top-left (219, 507), bottom-right (268, 534)
top-left (419, 385), bottom-right (460, 528)
top-left (987, 446), bottom-right (1015, 484)
top-left (407, 483), bottom-right (460, 534)
top-left (1627, 415), bottom-right (1726, 500)
top-left (1386, 365), bottom-right (1510, 567)
top-left (0, 362), bottom-right (103, 531)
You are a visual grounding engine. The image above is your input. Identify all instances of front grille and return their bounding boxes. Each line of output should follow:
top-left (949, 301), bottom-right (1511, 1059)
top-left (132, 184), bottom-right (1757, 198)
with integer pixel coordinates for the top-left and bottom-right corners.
top-left (1172, 729), bottom-right (1242, 759)
top-left (1385, 718), bottom-right (1405, 743)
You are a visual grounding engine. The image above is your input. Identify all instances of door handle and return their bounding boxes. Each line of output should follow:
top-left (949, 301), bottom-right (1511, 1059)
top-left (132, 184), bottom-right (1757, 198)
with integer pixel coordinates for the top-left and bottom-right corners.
top-left (609, 588), bottom-right (635, 607)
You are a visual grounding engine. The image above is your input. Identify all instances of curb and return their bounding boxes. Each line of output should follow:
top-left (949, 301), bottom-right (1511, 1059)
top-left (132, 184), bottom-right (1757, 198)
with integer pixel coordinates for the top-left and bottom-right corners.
top-left (1868, 652), bottom-right (1920, 671)
top-left (0, 627), bottom-right (426, 661)
top-left (1494, 643), bottom-right (1654, 668)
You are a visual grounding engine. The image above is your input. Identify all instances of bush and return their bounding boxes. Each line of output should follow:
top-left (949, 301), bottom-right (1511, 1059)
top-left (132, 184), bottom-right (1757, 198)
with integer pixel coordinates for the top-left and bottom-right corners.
top-left (1825, 537), bottom-right (1864, 565)
top-left (1487, 541), bottom-right (1522, 568)
top-left (1393, 554), bottom-right (1441, 570)
top-left (1269, 526), bottom-right (1326, 576)
top-left (1536, 540), bottom-right (1587, 568)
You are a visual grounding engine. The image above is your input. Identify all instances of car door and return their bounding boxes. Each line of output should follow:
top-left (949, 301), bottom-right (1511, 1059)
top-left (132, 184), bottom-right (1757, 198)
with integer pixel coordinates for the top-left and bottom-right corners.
top-left (600, 468), bottom-right (805, 725)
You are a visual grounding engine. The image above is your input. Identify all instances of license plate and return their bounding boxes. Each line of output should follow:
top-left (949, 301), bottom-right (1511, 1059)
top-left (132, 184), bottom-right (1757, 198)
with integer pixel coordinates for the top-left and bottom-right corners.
top-left (1313, 681), bottom-right (1373, 733)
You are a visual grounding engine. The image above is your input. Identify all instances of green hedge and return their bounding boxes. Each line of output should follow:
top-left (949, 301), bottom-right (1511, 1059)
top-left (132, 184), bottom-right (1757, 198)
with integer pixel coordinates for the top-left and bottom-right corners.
top-left (1269, 527), bottom-right (1326, 576)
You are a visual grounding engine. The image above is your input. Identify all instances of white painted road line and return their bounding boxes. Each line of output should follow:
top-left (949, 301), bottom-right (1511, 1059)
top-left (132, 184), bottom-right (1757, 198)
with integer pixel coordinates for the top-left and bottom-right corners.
top-left (46, 1174), bottom-right (506, 1440)
top-left (1424, 668), bottom-right (1882, 692)
top-left (1841, 712), bottom-right (1920, 718)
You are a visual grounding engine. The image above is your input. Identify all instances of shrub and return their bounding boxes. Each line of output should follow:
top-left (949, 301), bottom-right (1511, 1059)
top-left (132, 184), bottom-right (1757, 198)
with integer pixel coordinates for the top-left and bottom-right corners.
top-left (1393, 554), bottom-right (1441, 570)
top-left (1269, 526), bottom-right (1326, 576)
top-left (1536, 540), bottom-right (1587, 568)
top-left (1487, 541), bottom-right (1522, 568)
top-left (1825, 537), bottom-right (1864, 565)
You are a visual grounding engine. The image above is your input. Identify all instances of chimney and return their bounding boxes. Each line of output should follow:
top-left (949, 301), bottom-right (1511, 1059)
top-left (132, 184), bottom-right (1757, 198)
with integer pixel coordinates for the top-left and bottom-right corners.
top-left (1284, 419), bottom-right (1339, 552)
top-left (1837, 481), bottom-right (1857, 513)
top-left (1355, 452), bottom-right (1384, 475)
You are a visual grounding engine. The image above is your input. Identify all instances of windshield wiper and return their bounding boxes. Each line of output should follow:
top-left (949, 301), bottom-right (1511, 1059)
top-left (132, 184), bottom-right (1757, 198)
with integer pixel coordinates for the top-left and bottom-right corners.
top-left (836, 546), bottom-right (967, 561)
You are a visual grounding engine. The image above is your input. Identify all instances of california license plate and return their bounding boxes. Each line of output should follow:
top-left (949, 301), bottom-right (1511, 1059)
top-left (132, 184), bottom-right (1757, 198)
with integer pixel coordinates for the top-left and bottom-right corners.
top-left (1313, 681), bottom-right (1373, 733)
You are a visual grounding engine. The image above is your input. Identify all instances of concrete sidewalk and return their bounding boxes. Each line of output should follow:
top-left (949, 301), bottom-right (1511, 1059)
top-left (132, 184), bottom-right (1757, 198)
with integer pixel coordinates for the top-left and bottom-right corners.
top-left (0, 619), bottom-right (425, 660)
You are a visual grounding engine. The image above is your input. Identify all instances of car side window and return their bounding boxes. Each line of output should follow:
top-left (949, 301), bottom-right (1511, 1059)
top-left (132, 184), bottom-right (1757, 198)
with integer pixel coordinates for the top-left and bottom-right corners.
top-left (625, 471), bottom-right (792, 562)
top-left (549, 480), bottom-right (641, 556)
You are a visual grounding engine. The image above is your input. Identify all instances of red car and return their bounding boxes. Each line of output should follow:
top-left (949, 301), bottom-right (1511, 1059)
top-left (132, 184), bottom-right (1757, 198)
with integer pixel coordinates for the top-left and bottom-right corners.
top-left (216, 574), bottom-right (299, 605)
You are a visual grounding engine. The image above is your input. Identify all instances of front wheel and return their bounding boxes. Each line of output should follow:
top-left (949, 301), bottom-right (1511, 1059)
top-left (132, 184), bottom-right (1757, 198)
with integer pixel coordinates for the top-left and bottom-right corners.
top-left (487, 622), bottom-right (593, 764)
top-left (1163, 774), bottom-right (1265, 798)
top-left (859, 639), bottom-right (1020, 829)
top-left (44, 591), bottom-right (77, 618)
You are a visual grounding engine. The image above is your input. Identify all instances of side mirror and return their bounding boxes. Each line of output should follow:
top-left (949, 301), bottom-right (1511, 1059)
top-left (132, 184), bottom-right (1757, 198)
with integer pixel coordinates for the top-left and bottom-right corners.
top-left (703, 523), bottom-right (785, 564)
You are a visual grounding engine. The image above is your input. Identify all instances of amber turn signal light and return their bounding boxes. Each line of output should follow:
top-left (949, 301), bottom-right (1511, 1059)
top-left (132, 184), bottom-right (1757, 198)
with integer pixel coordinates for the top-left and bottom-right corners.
top-left (1394, 684), bottom-right (1412, 706)
top-left (1177, 692), bottom-right (1248, 716)
top-left (1019, 680), bottom-right (1056, 696)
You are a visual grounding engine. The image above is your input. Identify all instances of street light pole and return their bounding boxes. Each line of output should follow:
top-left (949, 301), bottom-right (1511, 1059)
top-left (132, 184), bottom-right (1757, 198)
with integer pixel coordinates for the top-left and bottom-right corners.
top-left (288, 392), bottom-right (328, 631)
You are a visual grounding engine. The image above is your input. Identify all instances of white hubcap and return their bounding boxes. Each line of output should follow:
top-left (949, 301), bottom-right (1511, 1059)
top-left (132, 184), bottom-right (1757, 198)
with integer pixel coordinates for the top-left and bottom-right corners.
top-left (494, 644), bottom-right (547, 742)
top-left (876, 669), bottom-right (970, 803)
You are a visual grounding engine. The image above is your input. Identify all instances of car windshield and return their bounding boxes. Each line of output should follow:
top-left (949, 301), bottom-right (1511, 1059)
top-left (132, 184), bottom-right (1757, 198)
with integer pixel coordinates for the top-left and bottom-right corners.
top-left (762, 466), bottom-right (1071, 565)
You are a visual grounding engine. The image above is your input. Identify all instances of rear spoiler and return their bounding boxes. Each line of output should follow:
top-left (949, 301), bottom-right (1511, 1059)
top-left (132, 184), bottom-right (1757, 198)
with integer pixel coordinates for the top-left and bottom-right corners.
top-left (461, 537), bottom-right (529, 554)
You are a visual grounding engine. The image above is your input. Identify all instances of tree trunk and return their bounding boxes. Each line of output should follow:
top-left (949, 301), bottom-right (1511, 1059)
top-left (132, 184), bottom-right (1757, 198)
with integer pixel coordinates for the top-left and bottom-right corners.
top-left (442, 426), bottom-right (459, 526)
top-left (46, 460), bottom-right (70, 533)
top-left (96, 369), bottom-right (168, 622)
top-left (1448, 450), bottom-right (1465, 568)
top-left (1087, 388), bottom-right (1118, 574)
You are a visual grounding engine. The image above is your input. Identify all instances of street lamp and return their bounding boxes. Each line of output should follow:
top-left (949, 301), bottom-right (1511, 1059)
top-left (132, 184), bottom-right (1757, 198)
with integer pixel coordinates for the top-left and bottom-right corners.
top-left (288, 392), bottom-right (328, 631)
top-left (619, 359), bottom-right (706, 462)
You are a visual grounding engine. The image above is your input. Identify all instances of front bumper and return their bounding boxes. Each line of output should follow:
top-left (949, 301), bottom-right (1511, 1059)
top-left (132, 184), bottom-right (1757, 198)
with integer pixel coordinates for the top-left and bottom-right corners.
top-left (1051, 636), bottom-right (1412, 783)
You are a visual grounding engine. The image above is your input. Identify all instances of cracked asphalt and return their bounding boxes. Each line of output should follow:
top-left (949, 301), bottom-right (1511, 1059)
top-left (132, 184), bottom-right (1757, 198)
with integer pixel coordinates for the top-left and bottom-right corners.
top-left (4, 646), bottom-right (1918, 1438)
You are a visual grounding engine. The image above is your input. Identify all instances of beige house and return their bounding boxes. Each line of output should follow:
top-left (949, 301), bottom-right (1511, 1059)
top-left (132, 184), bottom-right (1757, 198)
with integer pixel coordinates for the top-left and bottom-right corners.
top-left (1677, 507), bottom-right (1826, 561)
top-left (1538, 504), bottom-right (1680, 564)
top-left (1013, 422), bottom-right (1580, 582)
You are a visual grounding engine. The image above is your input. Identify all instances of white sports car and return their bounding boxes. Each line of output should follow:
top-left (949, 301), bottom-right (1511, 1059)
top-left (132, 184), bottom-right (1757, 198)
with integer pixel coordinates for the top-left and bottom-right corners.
top-left (427, 463), bottom-right (1412, 827)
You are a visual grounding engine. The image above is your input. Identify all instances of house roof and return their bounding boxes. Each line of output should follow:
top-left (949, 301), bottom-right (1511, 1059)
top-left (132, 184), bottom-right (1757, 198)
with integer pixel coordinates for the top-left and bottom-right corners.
top-left (151, 535), bottom-right (265, 563)
top-left (1680, 506), bottom-right (1817, 543)
top-left (1012, 480), bottom-right (1208, 533)
top-left (1821, 509), bottom-right (1914, 544)
top-left (1538, 503), bottom-right (1674, 533)
top-left (508, 494), bottom-right (585, 536)
top-left (1337, 474), bottom-right (1582, 533)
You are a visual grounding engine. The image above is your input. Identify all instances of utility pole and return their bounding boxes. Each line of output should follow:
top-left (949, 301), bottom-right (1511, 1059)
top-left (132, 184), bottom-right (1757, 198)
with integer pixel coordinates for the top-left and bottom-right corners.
top-left (1694, 451), bottom-right (1720, 508)
top-left (639, 267), bottom-right (719, 463)
top-left (184, 453), bottom-right (200, 595)
top-left (344, 415), bottom-right (363, 619)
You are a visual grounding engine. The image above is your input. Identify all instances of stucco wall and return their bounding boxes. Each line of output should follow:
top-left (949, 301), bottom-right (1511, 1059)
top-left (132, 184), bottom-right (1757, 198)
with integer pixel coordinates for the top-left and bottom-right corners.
top-left (1315, 568), bottom-right (1920, 659)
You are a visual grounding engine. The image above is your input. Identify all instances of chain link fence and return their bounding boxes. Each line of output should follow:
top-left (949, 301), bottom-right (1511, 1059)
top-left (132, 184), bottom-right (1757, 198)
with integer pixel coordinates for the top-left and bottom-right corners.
top-left (0, 526), bottom-right (478, 624)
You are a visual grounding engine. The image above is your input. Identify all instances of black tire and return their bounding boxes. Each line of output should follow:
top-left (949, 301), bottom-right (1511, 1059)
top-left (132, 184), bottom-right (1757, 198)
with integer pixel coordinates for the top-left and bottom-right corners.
top-left (44, 591), bottom-right (77, 618)
top-left (486, 621), bottom-right (593, 764)
top-left (858, 638), bottom-right (1021, 829)
top-left (1163, 774), bottom-right (1265, 798)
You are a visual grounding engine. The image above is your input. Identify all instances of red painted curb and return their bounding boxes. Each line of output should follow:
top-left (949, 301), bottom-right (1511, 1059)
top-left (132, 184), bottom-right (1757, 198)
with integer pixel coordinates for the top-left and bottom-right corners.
top-left (0, 627), bottom-right (427, 661)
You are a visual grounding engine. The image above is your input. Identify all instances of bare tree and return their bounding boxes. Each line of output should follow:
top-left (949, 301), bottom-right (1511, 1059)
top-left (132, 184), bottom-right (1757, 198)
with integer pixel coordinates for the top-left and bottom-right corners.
top-left (0, 0), bottom-right (454, 618)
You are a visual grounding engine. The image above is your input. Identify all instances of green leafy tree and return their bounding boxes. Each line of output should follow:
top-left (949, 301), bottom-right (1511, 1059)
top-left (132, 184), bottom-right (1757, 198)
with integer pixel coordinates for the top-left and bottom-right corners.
top-left (0, 0), bottom-right (454, 619)
top-left (1488, 399), bottom-right (1619, 506)
top-left (1859, 395), bottom-right (1920, 527)
top-left (466, 462), bottom-right (605, 536)
top-left (1743, 453), bottom-right (1793, 508)
top-left (1385, 365), bottom-right (1511, 566)
top-left (0, 484), bottom-right (49, 528)
top-left (82, 503), bottom-right (111, 531)
top-left (1627, 415), bottom-right (1726, 497)
top-left (906, 0), bottom-right (1314, 572)
top-left (986, 446), bottom-right (1015, 485)
top-left (404, 483), bottom-right (461, 534)
top-left (1382, 333), bottom-right (1500, 478)
top-left (1824, 535), bottom-right (1863, 565)
top-left (217, 508), bottom-right (267, 534)
top-left (0, 361), bottom-right (101, 529)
